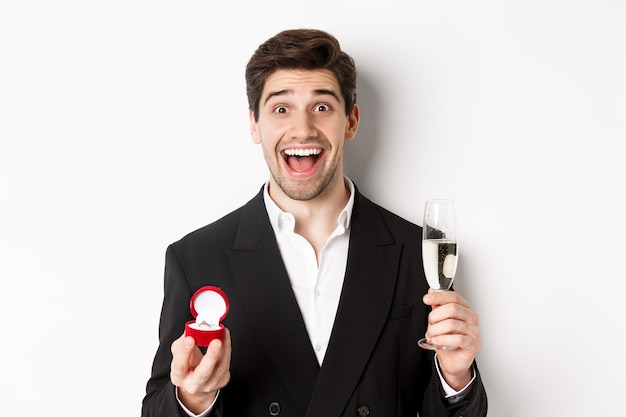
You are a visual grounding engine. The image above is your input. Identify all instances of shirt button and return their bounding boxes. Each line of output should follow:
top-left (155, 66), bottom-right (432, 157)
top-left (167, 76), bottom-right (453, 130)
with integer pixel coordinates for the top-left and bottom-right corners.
top-left (357, 405), bottom-right (370, 416)
top-left (268, 401), bottom-right (280, 416)
top-left (315, 344), bottom-right (321, 351)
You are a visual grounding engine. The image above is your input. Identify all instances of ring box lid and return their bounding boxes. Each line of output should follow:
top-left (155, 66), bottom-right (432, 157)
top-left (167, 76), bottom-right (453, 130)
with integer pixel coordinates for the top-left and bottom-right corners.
top-left (189, 286), bottom-right (229, 330)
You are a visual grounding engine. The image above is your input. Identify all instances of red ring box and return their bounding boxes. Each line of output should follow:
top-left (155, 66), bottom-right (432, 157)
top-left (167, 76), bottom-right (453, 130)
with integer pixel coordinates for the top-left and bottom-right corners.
top-left (184, 286), bottom-right (229, 346)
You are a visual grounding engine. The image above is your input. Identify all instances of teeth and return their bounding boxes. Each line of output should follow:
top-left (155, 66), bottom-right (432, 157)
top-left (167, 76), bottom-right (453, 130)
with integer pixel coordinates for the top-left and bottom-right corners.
top-left (284, 148), bottom-right (321, 157)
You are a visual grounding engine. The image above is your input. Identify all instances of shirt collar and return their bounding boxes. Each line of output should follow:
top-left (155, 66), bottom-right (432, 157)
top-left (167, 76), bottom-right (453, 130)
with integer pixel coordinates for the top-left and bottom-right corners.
top-left (263, 177), bottom-right (355, 233)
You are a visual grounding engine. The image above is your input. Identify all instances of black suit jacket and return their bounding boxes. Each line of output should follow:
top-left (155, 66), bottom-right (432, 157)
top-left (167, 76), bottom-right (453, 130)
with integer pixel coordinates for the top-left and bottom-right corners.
top-left (142, 186), bottom-right (488, 417)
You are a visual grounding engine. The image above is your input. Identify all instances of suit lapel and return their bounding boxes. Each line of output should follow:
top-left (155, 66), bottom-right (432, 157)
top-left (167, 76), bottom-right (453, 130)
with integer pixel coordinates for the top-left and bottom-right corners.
top-left (226, 191), bottom-right (319, 414)
top-left (226, 189), bottom-right (402, 416)
top-left (306, 191), bottom-right (402, 417)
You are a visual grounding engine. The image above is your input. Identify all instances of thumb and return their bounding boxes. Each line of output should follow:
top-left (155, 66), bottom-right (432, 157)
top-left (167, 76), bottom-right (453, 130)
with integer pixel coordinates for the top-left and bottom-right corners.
top-left (183, 335), bottom-right (196, 350)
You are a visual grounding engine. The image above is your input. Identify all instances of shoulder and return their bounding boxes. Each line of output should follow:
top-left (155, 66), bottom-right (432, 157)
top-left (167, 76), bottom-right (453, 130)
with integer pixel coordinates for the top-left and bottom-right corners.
top-left (171, 188), bottom-right (265, 252)
top-left (353, 189), bottom-right (421, 239)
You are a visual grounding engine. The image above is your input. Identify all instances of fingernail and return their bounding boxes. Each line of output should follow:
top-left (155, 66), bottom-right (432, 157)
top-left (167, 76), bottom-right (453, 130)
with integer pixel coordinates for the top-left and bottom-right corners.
top-left (209, 340), bottom-right (222, 352)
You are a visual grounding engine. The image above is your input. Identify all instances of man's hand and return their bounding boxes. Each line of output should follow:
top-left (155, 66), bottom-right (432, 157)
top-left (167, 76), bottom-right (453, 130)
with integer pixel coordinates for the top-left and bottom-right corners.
top-left (170, 328), bottom-right (232, 414)
top-left (423, 289), bottom-right (481, 390)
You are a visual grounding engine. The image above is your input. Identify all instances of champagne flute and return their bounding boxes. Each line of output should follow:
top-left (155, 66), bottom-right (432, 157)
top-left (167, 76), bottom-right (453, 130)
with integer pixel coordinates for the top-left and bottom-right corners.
top-left (418, 199), bottom-right (459, 351)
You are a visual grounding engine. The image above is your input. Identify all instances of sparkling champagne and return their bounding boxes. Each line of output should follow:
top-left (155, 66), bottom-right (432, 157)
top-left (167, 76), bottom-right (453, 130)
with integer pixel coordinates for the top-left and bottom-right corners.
top-left (422, 239), bottom-right (458, 290)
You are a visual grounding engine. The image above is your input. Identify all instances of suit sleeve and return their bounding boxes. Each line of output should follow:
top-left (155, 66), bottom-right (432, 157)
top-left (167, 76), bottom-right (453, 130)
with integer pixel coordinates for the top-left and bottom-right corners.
top-left (141, 244), bottom-right (196, 417)
top-left (421, 360), bottom-right (488, 417)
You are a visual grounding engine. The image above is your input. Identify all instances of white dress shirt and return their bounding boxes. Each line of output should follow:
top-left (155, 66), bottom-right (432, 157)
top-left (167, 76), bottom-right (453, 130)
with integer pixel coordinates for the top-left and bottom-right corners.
top-left (263, 178), bottom-right (474, 398)
top-left (263, 179), bottom-right (353, 365)
top-left (178, 177), bottom-right (472, 416)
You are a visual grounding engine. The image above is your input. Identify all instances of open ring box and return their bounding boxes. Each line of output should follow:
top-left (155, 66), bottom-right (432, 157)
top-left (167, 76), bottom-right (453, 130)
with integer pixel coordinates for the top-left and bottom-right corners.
top-left (185, 286), bottom-right (229, 346)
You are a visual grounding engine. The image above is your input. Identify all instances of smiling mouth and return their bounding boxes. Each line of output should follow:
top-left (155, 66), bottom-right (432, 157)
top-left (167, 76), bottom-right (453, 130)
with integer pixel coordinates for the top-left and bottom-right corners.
top-left (282, 148), bottom-right (322, 173)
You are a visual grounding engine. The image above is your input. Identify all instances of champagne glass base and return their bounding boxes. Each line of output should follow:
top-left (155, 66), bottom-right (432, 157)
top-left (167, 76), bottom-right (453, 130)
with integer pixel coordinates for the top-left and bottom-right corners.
top-left (418, 338), bottom-right (458, 351)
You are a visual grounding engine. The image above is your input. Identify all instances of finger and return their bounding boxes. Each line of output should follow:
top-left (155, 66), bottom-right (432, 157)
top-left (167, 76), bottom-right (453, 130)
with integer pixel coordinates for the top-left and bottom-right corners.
top-left (425, 301), bottom-right (479, 335)
top-left (170, 334), bottom-right (198, 382)
top-left (202, 328), bottom-right (231, 369)
top-left (436, 332), bottom-right (482, 361)
top-left (428, 332), bottom-right (467, 349)
top-left (425, 310), bottom-right (481, 352)
top-left (188, 329), bottom-right (232, 390)
top-left (426, 316), bottom-right (477, 337)
top-left (426, 326), bottom-right (481, 361)
top-left (211, 328), bottom-right (232, 388)
top-left (427, 299), bottom-right (477, 323)
top-left (218, 328), bottom-right (232, 368)
top-left (423, 290), bottom-right (471, 308)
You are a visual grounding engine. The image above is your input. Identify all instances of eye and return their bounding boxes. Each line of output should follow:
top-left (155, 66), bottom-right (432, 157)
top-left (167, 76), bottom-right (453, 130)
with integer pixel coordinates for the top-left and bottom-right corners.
top-left (315, 104), bottom-right (331, 112)
top-left (273, 105), bottom-right (288, 114)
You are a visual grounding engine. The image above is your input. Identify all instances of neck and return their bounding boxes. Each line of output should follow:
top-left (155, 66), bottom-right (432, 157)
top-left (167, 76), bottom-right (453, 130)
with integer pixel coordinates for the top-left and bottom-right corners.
top-left (269, 174), bottom-right (350, 257)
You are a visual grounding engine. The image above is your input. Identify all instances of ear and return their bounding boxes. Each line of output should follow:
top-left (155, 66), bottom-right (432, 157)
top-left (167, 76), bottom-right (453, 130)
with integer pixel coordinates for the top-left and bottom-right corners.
top-left (249, 110), bottom-right (261, 144)
top-left (344, 104), bottom-right (360, 141)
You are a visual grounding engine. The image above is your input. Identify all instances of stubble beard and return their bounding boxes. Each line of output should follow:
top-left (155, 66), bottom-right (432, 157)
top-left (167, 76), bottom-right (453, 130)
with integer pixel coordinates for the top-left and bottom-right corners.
top-left (265, 150), bottom-right (341, 202)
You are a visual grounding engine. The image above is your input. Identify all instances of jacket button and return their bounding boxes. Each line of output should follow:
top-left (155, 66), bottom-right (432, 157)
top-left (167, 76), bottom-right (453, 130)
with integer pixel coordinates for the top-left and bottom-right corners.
top-left (268, 401), bottom-right (281, 416)
top-left (357, 405), bottom-right (370, 416)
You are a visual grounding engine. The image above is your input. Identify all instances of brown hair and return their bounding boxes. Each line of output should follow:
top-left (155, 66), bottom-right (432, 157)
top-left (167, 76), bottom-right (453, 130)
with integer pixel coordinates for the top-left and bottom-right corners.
top-left (245, 29), bottom-right (357, 121)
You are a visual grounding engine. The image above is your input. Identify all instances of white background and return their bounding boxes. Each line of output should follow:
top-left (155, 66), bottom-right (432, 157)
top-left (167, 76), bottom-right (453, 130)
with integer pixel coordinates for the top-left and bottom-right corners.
top-left (1, 1), bottom-right (625, 415)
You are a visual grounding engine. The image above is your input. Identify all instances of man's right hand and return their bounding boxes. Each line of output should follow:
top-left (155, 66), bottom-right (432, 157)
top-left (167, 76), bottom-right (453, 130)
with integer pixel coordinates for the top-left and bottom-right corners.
top-left (170, 328), bottom-right (232, 415)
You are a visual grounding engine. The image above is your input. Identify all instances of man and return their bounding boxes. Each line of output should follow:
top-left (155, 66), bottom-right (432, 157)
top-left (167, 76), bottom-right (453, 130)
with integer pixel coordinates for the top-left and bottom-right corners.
top-left (142, 28), bottom-right (487, 416)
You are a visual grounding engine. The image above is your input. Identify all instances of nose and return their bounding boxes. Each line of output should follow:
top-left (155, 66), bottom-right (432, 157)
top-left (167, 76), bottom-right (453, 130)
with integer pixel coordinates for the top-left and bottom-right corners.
top-left (287, 110), bottom-right (318, 140)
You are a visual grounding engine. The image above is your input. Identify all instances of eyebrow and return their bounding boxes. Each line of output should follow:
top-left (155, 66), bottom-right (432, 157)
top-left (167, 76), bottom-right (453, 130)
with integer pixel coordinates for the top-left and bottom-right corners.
top-left (263, 88), bottom-right (342, 106)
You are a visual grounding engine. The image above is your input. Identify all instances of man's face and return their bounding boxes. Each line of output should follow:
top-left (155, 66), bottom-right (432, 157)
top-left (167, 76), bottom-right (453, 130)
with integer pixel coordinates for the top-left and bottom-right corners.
top-left (250, 69), bottom-right (359, 202)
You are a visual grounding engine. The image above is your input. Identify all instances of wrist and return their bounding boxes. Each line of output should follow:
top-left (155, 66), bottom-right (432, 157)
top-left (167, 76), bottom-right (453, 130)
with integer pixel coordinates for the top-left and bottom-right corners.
top-left (177, 387), bottom-right (219, 415)
top-left (441, 369), bottom-right (472, 391)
